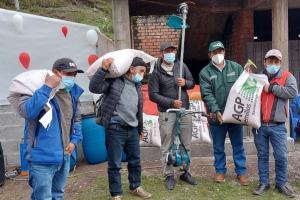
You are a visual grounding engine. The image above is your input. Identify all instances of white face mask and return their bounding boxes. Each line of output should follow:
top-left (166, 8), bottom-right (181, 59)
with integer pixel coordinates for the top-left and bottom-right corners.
top-left (212, 54), bottom-right (224, 65)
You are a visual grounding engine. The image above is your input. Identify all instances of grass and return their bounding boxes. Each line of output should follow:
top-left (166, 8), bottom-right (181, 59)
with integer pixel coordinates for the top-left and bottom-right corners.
top-left (0, 0), bottom-right (113, 38)
top-left (75, 174), bottom-right (300, 200)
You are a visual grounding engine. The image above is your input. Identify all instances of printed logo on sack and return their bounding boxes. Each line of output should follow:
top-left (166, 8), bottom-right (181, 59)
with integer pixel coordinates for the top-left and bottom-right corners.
top-left (239, 77), bottom-right (257, 103)
top-left (232, 77), bottom-right (259, 124)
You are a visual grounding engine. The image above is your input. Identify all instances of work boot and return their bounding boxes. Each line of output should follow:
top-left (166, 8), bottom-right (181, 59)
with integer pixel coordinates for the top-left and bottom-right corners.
top-left (214, 174), bottom-right (225, 183)
top-left (237, 175), bottom-right (249, 186)
top-left (275, 184), bottom-right (295, 198)
top-left (130, 187), bottom-right (152, 199)
top-left (180, 171), bottom-right (198, 185)
top-left (111, 195), bottom-right (122, 200)
top-left (165, 175), bottom-right (176, 190)
top-left (252, 184), bottom-right (270, 195)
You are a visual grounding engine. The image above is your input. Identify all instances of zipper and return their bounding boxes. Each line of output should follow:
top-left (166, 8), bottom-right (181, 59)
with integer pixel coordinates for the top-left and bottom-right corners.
top-left (264, 94), bottom-right (269, 122)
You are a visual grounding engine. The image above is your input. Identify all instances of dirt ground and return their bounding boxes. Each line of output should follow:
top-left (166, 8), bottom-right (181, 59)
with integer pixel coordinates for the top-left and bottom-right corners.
top-left (1, 141), bottom-right (300, 200)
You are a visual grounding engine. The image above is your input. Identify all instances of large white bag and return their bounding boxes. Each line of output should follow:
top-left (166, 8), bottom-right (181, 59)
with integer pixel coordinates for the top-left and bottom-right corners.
top-left (7, 69), bottom-right (55, 119)
top-left (8, 69), bottom-right (52, 96)
top-left (140, 113), bottom-right (161, 147)
top-left (222, 71), bottom-right (268, 129)
top-left (87, 49), bottom-right (156, 79)
top-left (190, 100), bottom-right (211, 143)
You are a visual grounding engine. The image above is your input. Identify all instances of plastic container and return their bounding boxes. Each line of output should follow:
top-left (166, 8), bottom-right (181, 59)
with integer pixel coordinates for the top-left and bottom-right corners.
top-left (81, 114), bottom-right (107, 164)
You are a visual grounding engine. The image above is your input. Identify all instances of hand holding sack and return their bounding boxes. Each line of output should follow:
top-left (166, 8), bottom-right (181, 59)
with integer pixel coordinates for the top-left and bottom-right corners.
top-left (222, 70), bottom-right (269, 129)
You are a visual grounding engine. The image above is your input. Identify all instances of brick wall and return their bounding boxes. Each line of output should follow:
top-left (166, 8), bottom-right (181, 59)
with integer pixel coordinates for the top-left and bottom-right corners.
top-left (131, 12), bottom-right (254, 66)
top-left (131, 15), bottom-right (181, 57)
top-left (225, 9), bottom-right (254, 64)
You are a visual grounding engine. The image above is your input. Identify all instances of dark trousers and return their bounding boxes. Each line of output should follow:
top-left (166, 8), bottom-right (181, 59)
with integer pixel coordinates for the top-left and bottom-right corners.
top-left (106, 123), bottom-right (141, 197)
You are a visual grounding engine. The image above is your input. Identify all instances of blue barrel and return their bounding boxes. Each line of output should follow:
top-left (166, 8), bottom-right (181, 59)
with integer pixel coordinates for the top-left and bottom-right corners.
top-left (69, 147), bottom-right (77, 172)
top-left (81, 115), bottom-right (107, 164)
top-left (290, 95), bottom-right (300, 140)
top-left (20, 143), bottom-right (29, 176)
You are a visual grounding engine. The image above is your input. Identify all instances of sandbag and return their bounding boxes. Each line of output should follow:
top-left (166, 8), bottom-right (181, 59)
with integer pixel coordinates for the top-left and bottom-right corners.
top-left (141, 113), bottom-right (161, 147)
top-left (222, 71), bottom-right (268, 129)
top-left (7, 69), bottom-right (55, 116)
top-left (87, 49), bottom-right (156, 79)
top-left (8, 69), bottom-right (52, 96)
top-left (190, 100), bottom-right (211, 143)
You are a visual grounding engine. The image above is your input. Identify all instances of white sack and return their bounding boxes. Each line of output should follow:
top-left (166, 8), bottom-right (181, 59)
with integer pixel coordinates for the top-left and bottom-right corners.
top-left (141, 113), bottom-right (161, 147)
top-left (87, 49), bottom-right (156, 79)
top-left (7, 69), bottom-right (55, 117)
top-left (190, 100), bottom-right (211, 143)
top-left (8, 69), bottom-right (52, 96)
top-left (222, 71), bottom-right (268, 129)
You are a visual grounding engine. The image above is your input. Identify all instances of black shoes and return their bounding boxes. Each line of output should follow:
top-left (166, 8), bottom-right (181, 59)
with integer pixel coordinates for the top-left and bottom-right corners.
top-left (253, 183), bottom-right (295, 198)
top-left (180, 171), bottom-right (198, 185)
top-left (165, 172), bottom-right (198, 190)
top-left (275, 184), bottom-right (295, 198)
top-left (253, 184), bottom-right (270, 195)
top-left (165, 175), bottom-right (176, 190)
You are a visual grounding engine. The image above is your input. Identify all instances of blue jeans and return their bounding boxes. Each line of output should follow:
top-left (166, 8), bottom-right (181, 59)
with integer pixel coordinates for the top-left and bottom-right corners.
top-left (106, 124), bottom-right (141, 197)
top-left (254, 124), bottom-right (288, 186)
top-left (29, 154), bottom-right (70, 200)
top-left (210, 123), bottom-right (247, 175)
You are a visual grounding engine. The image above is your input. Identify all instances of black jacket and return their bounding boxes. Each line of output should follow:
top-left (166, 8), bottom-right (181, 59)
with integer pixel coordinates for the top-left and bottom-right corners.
top-left (89, 68), bottom-right (143, 133)
top-left (148, 59), bottom-right (195, 112)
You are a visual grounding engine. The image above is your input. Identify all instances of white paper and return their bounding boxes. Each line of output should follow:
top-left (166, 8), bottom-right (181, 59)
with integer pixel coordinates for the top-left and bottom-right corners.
top-left (39, 102), bottom-right (53, 129)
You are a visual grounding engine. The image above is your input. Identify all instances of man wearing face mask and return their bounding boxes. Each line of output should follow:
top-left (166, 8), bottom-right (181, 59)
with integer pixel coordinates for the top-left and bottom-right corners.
top-left (199, 41), bottom-right (249, 185)
top-left (148, 43), bottom-right (196, 190)
top-left (16, 58), bottom-right (84, 200)
top-left (89, 57), bottom-right (152, 200)
top-left (252, 49), bottom-right (298, 197)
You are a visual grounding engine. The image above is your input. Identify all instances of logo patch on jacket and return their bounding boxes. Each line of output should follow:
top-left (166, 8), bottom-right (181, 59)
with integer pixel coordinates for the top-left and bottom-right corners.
top-left (227, 72), bottom-right (236, 77)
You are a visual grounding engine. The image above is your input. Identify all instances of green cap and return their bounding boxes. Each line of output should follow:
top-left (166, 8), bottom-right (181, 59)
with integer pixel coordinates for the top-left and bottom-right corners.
top-left (208, 41), bottom-right (225, 52)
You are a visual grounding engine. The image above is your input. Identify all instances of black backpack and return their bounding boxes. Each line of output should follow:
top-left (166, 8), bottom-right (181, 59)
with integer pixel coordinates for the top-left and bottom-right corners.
top-left (94, 94), bottom-right (106, 118)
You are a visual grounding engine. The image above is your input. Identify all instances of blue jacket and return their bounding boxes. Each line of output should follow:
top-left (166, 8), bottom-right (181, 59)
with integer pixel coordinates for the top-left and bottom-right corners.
top-left (18, 84), bottom-right (83, 164)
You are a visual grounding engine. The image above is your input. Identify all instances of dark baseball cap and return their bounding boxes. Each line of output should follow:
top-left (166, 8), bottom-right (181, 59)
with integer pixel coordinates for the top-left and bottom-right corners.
top-left (52, 58), bottom-right (84, 73)
top-left (160, 42), bottom-right (177, 51)
top-left (131, 57), bottom-right (147, 67)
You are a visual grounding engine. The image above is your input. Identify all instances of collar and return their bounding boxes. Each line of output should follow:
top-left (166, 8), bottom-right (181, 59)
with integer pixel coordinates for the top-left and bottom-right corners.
top-left (210, 60), bottom-right (226, 72)
top-left (263, 69), bottom-right (282, 80)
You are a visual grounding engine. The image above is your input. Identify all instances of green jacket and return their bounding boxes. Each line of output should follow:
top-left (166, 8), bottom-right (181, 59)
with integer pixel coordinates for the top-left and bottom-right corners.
top-left (199, 60), bottom-right (243, 113)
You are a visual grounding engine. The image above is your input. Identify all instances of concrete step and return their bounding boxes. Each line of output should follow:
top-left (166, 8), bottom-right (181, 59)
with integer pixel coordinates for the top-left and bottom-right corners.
top-left (0, 112), bottom-right (24, 126)
top-left (0, 104), bottom-right (14, 113)
top-left (140, 137), bottom-right (295, 161)
top-left (0, 125), bottom-right (24, 141)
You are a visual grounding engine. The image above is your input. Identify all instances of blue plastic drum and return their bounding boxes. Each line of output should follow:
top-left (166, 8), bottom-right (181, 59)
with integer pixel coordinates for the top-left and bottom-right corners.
top-left (81, 115), bottom-right (108, 164)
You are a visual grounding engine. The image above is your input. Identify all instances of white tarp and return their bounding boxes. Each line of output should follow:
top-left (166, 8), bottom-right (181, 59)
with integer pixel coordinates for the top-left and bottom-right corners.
top-left (0, 8), bottom-right (99, 104)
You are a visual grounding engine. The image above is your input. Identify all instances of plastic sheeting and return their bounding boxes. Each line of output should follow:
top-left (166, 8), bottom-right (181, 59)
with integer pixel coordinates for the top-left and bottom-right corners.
top-left (0, 9), bottom-right (99, 104)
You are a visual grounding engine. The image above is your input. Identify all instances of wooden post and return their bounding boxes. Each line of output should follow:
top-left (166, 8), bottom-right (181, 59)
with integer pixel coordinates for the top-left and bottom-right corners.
top-left (272, 0), bottom-right (292, 138)
top-left (112, 0), bottom-right (131, 49)
top-left (14, 0), bottom-right (20, 10)
top-left (272, 0), bottom-right (289, 70)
